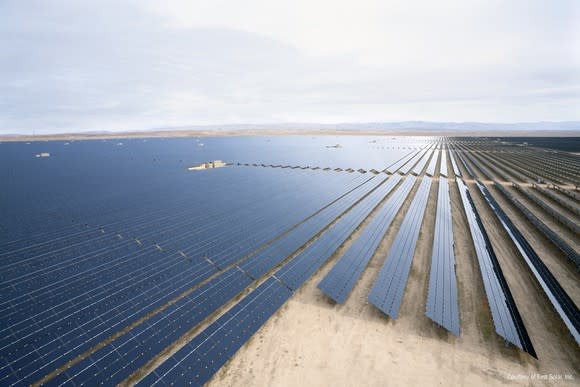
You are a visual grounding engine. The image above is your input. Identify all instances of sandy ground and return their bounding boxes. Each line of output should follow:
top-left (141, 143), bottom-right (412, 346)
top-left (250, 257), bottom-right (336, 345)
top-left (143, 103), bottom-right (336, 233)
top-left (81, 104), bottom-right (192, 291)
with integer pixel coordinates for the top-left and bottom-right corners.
top-left (201, 174), bottom-right (578, 386)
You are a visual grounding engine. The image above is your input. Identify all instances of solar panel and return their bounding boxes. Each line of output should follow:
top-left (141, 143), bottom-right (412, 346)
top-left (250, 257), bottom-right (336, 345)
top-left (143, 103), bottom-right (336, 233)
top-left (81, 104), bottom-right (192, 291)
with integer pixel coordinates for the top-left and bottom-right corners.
top-left (399, 149), bottom-right (428, 175)
top-left (476, 181), bottom-right (579, 345)
top-left (317, 175), bottom-right (415, 304)
top-left (368, 177), bottom-right (432, 319)
top-left (412, 148), bottom-right (435, 175)
top-left (493, 182), bottom-right (580, 269)
top-left (425, 150), bottom-right (439, 177)
top-left (449, 149), bottom-right (462, 177)
top-left (425, 178), bottom-right (460, 335)
top-left (141, 171), bottom-right (401, 386)
top-left (455, 178), bottom-right (536, 357)
top-left (440, 151), bottom-right (448, 177)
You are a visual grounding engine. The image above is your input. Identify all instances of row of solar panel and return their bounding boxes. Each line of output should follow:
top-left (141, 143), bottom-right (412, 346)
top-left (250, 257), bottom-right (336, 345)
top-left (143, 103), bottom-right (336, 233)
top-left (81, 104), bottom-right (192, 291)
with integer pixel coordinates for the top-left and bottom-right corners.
top-left (492, 183), bottom-right (580, 269)
top-left (455, 143), bottom-right (578, 187)
top-left (531, 183), bottom-right (580, 216)
top-left (412, 148), bottom-right (434, 176)
top-left (451, 143), bottom-right (579, 240)
top-left (425, 150), bottom-right (439, 177)
top-left (475, 181), bottom-right (579, 345)
top-left (493, 149), bottom-right (578, 186)
top-left (425, 178), bottom-right (460, 335)
top-left (368, 177), bottom-right (432, 319)
top-left (455, 178), bottom-right (536, 357)
top-left (452, 142), bottom-right (579, 344)
top-left (318, 174), bottom-right (409, 303)
top-left (512, 182), bottom-right (580, 235)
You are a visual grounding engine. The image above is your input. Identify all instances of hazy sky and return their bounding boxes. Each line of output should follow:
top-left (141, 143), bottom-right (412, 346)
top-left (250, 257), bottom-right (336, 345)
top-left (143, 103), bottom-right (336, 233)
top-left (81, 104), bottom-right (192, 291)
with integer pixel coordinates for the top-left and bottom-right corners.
top-left (1, 0), bottom-right (579, 134)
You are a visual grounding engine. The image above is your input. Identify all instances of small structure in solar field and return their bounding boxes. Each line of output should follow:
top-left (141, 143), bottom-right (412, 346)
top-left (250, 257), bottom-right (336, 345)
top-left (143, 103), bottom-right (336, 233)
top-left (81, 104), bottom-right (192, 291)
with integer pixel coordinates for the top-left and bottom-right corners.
top-left (188, 160), bottom-right (227, 171)
top-left (35, 152), bottom-right (50, 158)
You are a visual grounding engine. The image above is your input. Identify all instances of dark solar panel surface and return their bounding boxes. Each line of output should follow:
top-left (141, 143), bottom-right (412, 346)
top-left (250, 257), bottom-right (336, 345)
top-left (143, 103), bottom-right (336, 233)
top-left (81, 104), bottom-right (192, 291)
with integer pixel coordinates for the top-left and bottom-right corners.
top-left (476, 181), bottom-right (579, 345)
top-left (368, 176), bottom-right (432, 319)
top-left (425, 178), bottom-right (460, 335)
top-left (317, 175), bottom-right (416, 304)
top-left (456, 178), bottom-right (536, 357)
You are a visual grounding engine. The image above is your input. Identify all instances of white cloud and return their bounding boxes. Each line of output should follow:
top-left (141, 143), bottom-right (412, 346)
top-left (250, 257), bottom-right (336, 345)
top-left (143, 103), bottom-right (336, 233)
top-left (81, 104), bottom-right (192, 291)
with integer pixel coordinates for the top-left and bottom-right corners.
top-left (0, 0), bottom-right (578, 133)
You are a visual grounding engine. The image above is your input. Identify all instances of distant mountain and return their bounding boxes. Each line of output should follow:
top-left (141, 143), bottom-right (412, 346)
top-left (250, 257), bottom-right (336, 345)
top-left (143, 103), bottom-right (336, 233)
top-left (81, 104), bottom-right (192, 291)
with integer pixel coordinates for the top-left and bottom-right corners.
top-left (148, 121), bottom-right (580, 132)
top-left (2, 121), bottom-right (579, 138)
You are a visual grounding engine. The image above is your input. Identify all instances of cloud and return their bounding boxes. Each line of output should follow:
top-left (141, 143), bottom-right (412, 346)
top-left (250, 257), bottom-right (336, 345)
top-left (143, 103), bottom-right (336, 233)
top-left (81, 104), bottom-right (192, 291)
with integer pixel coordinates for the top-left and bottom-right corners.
top-left (0, 0), bottom-right (578, 134)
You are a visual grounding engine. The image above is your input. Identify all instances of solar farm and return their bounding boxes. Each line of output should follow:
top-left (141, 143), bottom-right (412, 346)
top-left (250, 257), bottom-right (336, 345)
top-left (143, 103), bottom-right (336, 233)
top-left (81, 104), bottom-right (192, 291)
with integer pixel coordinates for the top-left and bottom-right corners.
top-left (0, 135), bottom-right (578, 386)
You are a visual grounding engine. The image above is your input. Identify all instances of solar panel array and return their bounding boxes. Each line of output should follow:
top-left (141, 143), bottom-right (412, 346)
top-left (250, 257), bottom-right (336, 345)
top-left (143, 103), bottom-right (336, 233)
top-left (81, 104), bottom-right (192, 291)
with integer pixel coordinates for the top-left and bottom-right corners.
top-left (425, 150), bottom-right (439, 177)
top-left (2, 136), bottom-right (578, 385)
top-left (440, 150), bottom-right (448, 177)
top-left (456, 178), bottom-right (536, 357)
top-left (47, 175), bottom-right (384, 386)
top-left (317, 175), bottom-right (415, 303)
top-left (425, 178), bottom-right (460, 335)
top-left (493, 182), bottom-right (580, 269)
top-left (475, 181), bottom-right (580, 345)
top-left (385, 149), bottom-right (422, 174)
top-left (512, 182), bottom-right (580, 235)
top-left (138, 171), bottom-right (400, 386)
top-left (368, 177), bottom-right (432, 319)
top-left (0, 166), bottom-right (370, 385)
top-left (449, 149), bottom-right (462, 177)
top-left (399, 149), bottom-right (428, 175)
top-left (412, 148), bottom-right (434, 175)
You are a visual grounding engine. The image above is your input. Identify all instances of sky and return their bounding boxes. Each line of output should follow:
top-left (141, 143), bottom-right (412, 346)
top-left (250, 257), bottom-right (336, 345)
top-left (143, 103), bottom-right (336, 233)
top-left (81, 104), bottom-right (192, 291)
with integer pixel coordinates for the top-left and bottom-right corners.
top-left (1, 0), bottom-right (579, 134)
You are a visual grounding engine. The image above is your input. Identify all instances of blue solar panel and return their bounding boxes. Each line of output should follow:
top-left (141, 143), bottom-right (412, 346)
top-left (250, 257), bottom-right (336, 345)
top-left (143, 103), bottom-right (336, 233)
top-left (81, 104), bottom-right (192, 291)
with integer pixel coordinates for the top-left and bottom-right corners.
top-left (368, 177), bottom-right (432, 319)
top-left (318, 175), bottom-right (415, 303)
top-left (456, 178), bottom-right (536, 357)
top-left (425, 150), bottom-right (439, 177)
top-left (476, 180), bottom-right (579, 345)
top-left (425, 178), bottom-right (460, 335)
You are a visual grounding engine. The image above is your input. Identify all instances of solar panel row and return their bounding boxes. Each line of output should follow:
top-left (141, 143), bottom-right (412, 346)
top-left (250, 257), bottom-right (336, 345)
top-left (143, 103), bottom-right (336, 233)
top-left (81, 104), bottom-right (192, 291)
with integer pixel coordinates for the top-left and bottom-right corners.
top-left (425, 178), bottom-right (460, 336)
top-left (448, 149), bottom-right (462, 177)
top-left (317, 175), bottom-right (415, 304)
top-left (385, 148), bottom-right (422, 174)
top-left (440, 151), bottom-right (448, 177)
top-left (399, 148), bottom-right (428, 175)
top-left (276, 176), bottom-right (396, 291)
top-left (412, 148), bottom-right (434, 176)
top-left (531, 183), bottom-right (580, 216)
top-left (492, 182), bottom-right (580, 269)
top-left (456, 178), bottom-right (536, 357)
top-left (551, 184), bottom-right (580, 202)
top-left (141, 277), bottom-right (293, 387)
top-left (368, 176), bottom-right (432, 319)
top-left (476, 181), bottom-right (580, 345)
top-left (239, 176), bottom-right (386, 280)
top-left (512, 182), bottom-right (580, 235)
top-left (453, 148), bottom-right (476, 178)
top-left (425, 150), bottom-right (440, 177)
